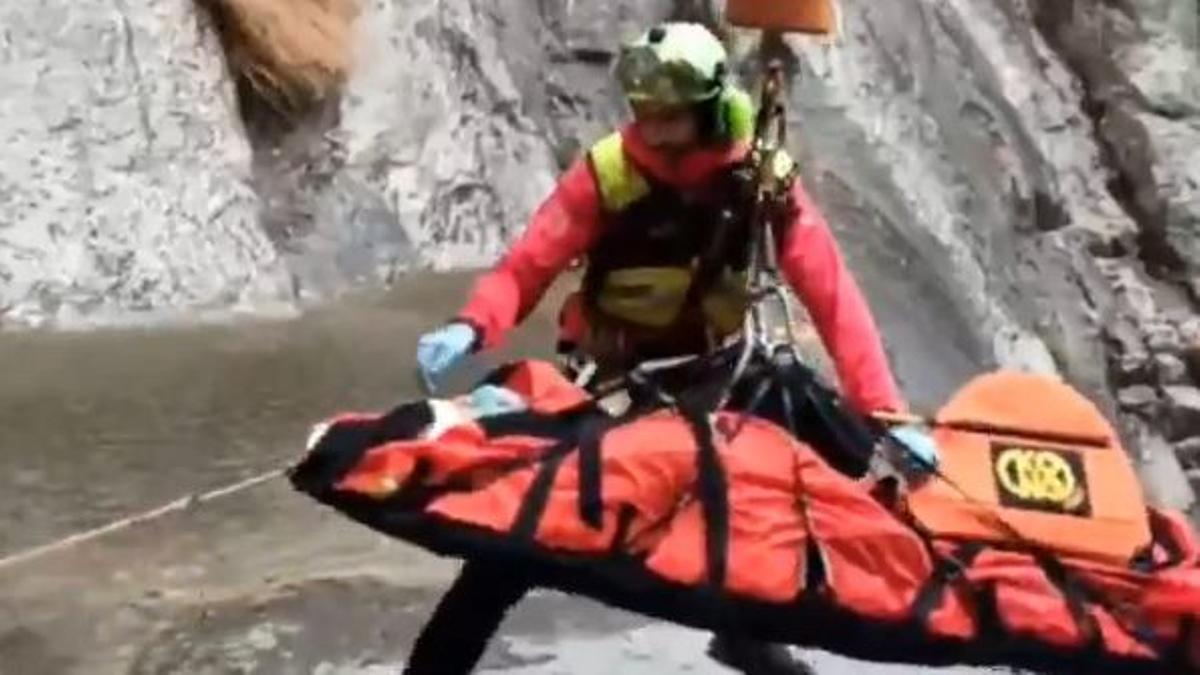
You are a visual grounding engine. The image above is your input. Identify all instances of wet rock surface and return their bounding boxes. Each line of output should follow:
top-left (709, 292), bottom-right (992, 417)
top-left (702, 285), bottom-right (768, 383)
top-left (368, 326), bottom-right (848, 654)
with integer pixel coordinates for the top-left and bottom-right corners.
top-left (124, 577), bottom-right (1002, 675)
top-left (126, 577), bottom-right (436, 675)
top-left (0, 277), bottom-right (997, 674)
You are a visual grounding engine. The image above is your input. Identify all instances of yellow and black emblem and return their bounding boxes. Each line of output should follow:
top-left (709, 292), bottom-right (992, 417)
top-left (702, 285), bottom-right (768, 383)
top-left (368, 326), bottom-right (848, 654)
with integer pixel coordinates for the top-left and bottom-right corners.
top-left (991, 442), bottom-right (1091, 517)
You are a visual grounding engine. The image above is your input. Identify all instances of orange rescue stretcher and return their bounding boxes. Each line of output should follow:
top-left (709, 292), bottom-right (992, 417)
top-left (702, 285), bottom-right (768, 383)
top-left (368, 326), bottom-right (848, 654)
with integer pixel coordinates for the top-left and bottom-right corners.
top-left (291, 349), bottom-right (1200, 674)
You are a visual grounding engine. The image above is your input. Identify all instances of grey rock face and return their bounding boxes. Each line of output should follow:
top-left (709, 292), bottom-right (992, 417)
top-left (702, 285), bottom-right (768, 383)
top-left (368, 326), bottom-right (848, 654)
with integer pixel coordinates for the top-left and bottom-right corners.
top-left (1179, 436), bottom-right (1200, 468)
top-left (792, 0), bottom-right (1122, 380)
top-left (1027, 0), bottom-right (1200, 510)
top-left (1119, 384), bottom-right (1159, 412)
top-left (337, 1), bottom-right (556, 269)
top-left (0, 0), bottom-right (672, 320)
top-left (756, 0), bottom-right (1198, 512)
top-left (250, 0), bottom-right (674, 302)
top-left (1131, 416), bottom-right (1200, 511)
top-left (0, 0), bottom-right (293, 328)
top-left (1163, 385), bottom-right (1200, 439)
top-left (1155, 352), bottom-right (1190, 384)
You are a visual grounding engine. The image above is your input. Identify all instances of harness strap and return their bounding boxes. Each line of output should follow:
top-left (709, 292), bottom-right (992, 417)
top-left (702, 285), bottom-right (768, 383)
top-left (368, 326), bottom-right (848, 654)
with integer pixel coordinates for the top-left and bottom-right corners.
top-left (1036, 552), bottom-right (1170, 658)
top-left (508, 416), bottom-right (619, 542)
top-left (774, 354), bottom-right (877, 478)
top-left (510, 437), bottom-right (576, 541)
top-left (679, 400), bottom-right (731, 590)
top-left (577, 419), bottom-right (606, 529)
top-left (910, 542), bottom-right (985, 627)
top-left (1036, 553), bottom-right (1105, 652)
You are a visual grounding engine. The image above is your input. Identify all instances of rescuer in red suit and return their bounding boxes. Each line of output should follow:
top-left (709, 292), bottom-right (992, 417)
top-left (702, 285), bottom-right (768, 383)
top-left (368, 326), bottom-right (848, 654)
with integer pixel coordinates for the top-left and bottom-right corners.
top-left (409, 21), bottom-right (912, 675)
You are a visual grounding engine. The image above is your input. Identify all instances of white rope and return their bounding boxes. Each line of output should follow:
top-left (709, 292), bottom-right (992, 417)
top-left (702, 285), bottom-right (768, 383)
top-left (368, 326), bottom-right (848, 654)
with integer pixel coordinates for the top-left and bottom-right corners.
top-left (0, 466), bottom-right (286, 573)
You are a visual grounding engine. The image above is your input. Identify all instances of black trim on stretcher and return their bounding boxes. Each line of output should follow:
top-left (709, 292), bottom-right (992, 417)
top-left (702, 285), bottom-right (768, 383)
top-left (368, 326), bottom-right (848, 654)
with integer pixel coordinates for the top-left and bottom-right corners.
top-left (288, 351), bottom-right (1197, 675)
top-left (302, 483), bottom-right (1176, 675)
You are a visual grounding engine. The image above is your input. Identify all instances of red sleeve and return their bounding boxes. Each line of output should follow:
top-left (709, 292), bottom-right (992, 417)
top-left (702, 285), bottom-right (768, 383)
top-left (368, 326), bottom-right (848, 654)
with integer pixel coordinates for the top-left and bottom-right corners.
top-left (777, 178), bottom-right (906, 414)
top-left (457, 159), bottom-right (602, 348)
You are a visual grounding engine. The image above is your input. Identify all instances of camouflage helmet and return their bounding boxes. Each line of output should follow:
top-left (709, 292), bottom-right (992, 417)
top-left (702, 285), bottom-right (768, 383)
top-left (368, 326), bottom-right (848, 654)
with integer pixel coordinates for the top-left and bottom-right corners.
top-left (615, 22), bottom-right (728, 107)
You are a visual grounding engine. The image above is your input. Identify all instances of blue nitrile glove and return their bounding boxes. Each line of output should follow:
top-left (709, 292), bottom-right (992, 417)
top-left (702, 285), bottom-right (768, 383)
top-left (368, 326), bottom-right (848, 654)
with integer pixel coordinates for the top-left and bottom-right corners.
top-left (466, 384), bottom-right (528, 418)
top-left (889, 425), bottom-right (940, 473)
top-left (416, 322), bottom-right (478, 393)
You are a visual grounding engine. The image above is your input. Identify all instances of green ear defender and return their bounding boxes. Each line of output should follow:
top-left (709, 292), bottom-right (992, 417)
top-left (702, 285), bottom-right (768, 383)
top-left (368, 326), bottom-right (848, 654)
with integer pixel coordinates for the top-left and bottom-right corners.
top-left (716, 86), bottom-right (755, 143)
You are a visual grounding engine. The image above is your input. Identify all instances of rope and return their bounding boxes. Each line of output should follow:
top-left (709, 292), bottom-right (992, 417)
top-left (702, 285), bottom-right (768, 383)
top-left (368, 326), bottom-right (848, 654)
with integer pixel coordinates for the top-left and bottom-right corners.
top-left (0, 466), bottom-right (286, 573)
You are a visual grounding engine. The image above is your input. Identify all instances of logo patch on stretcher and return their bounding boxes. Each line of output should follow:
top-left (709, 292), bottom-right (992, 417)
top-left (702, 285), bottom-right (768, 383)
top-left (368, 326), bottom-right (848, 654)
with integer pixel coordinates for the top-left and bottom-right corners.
top-left (991, 442), bottom-right (1091, 517)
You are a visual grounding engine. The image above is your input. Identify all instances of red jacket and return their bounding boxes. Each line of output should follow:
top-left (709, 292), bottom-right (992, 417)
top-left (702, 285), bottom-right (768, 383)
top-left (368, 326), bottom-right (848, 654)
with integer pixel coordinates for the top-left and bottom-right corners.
top-left (458, 126), bottom-right (904, 414)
